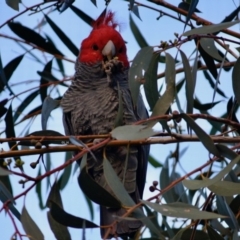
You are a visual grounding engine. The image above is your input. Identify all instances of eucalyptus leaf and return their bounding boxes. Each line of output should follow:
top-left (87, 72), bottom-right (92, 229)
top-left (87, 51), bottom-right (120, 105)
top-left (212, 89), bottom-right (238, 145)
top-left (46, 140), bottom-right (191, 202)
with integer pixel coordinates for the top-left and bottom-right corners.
top-left (232, 57), bottom-right (240, 105)
top-left (200, 38), bottom-right (223, 61)
top-left (183, 155), bottom-right (240, 190)
top-left (183, 20), bottom-right (240, 36)
top-left (129, 47), bottom-right (153, 107)
top-left (141, 201), bottom-right (226, 219)
top-left (111, 125), bottom-right (155, 140)
top-left (21, 206), bottom-right (44, 240)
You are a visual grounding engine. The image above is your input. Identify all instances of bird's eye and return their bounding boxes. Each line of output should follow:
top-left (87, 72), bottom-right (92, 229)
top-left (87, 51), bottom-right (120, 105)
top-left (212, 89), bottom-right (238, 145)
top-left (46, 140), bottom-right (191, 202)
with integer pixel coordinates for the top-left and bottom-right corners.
top-left (92, 44), bottom-right (99, 51)
top-left (118, 47), bottom-right (124, 53)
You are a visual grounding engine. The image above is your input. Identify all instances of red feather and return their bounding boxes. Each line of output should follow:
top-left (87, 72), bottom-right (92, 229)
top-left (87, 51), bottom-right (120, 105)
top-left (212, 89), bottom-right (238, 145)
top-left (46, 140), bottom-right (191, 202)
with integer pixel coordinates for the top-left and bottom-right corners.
top-left (93, 11), bottom-right (118, 30)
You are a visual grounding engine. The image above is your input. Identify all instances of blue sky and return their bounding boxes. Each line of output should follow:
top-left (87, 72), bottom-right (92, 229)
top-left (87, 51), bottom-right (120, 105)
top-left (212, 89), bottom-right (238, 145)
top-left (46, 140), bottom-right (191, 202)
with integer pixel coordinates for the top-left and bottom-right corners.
top-left (0, 0), bottom-right (239, 239)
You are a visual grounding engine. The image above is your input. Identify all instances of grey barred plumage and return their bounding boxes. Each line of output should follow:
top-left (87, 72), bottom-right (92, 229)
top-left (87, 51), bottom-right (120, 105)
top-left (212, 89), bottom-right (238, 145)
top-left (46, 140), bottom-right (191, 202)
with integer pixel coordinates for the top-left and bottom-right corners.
top-left (61, 11), bottom-right (149, 239)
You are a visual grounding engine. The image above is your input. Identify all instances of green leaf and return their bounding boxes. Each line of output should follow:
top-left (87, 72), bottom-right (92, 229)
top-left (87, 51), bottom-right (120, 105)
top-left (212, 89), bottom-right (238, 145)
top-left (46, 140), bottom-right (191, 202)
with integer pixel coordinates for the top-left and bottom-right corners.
top-left (129, 14), bottom-right (148, 48)
top-left (84, 195), bottom-right (94, 221)
top-left (141, 201), bottom-right (226, 219)
top-left (181, 113), bottom-right (221, 157)
top-left (58, 151), bottom-right (72, 190)
top-left (184, 0), bottom-right (199, 30)
top-left (183, 20), bottom-right (240, 36)
top-left (132, 5), bottom-right (142, 21)
top-left (41, 97), bottom-right (60, 130)
top-left (5, 105), bottom-right (21, 164)
top-left (39, 60), bottom-right (52, 104)
top-left (90, 0), bottom-right (97, 6)
top-left (207, 225), bottom-right (224, 240)
top-left (216, 196), bottom-right (239, 229)
top-left (45, 14), bottom-right (79, 56)
top-left (183, 155), bottom-right (240, 190)
top-left (197, 39), bottom-right (218, 80)
top-left (8, 22), bottom-right (63, 56)
top-left (47, 182), bottom-right (71, 239)
top-left (0, 167), bottom-right (11, 176)
top-left (21, 206), bottom-right (44, 240)
top-left (203, 70), bottom-right (226, 98)
top-left (148, 155), bottom-right (162, 168)
top-left (103, 158), bottom-right (166, 239)
top-left (103, 158), bottom-right (135, 206)
top-left (232, 57), bottom-right (240, 105)
top-left (160, 157), bottom-right (178, 203)
top-left (111, 125), bottom-right (155, 140)
top-left (180, 50), bottom-right (194, 114)
top-left (35, 168), bottom-right (45, 210)
top-left (208, 181), bottom-right (240, 196)
top-left (193, 99), bottom-right (221, 111)
top-left (70, 5), bottom-right (94, 26)
top-left (6, 0), bottom-right (19, 10)
top-left (129, 47), bottom-right (153, 107)
top-left (13, 90), bottom-right (39, 122)
top-left (0, 180), bottom-right (21, 221)
top-left (49, 201), bottom-right (99, 228)
top-left (200, 38), bottom-right (223, 61)
top-left (0, 53), bottom-right (18, 95)
top-left (220, 6), bottom-right (240, 24)
top-left (149, 53), bottom-right (175, 127)
top-left (79, 156), bottom-right (121, 208)
top-left (144, 53), bottom-right (159, 111)
top-left (0, 159), bottom-right (12, 195)
top-left (216, 144), bottom-right (238, 160)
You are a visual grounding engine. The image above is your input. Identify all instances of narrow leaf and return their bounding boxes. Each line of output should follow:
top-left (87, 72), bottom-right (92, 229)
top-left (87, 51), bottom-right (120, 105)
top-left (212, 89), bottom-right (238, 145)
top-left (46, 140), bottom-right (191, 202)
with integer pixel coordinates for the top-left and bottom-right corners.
top-left (181, 113), bottom-right (221, 157)
top-left (149, 53), bottom-right (175, 127)
top-left (129, 14), bottom-right (148, 48)
top-left (58, 151), bottom-right (72, 190)
top-left (45, 15), bottom-right (79, 56)
top-left (183, 20), bottom-right (240, 36)
top-left (142, 201), bottom-right (226, 219)
top-left (21, 206), bottom-right (44, 240)
top-left (111, 125), bottom-right (155, 140)
top-left (79, 164), bottom-right (121, 208)
top-left (183, 155), bottom-right (240, 189)
top-left (41, 97), bottom-right (60, 130)
top-left (208, 181), bottom-right (240, 196)
top-left (49, 201), bottom-right (98, 228)
top-left (232, 57), bottom-right (240, 105)
top-left (103, 158), bottom-right (135, 206)
top-left (8, 22), bottom-right (63, 56)
top-left (180, 50), bottom-right (194, 114)
top-left (216, 195), bottom-right (239, 229)
top-left (70, 6), bottom-right (94, 26)
top-left (144, 53), bottom-right (159, 111)
top-left (6, 0), bottom-right (19, 10)
top-left (184, 0), bottom-right (199, 30)
top-left (14, 90), bottom-right (39, 122)
top-left (47, 182), bottom-right (71, 239)
top-left (129, 47), bottom-right (153, 107)
top-left (200, 38), bottom-right (223, 61)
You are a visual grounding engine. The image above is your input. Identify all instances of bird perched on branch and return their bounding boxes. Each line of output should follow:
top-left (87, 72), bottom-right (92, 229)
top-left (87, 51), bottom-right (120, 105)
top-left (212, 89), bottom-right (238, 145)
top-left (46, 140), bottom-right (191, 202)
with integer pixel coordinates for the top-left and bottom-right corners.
top-left (61, 11), bottom-right (149, 239)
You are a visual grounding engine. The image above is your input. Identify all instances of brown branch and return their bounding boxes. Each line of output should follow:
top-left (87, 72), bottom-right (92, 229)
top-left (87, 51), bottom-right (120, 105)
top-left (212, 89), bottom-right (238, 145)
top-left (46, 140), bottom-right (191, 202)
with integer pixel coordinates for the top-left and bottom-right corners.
top-left (0, 1), bottom-right (59, 29)
top-left (157, 61), bottom-right (236, 79)
top-left (103, 142), bottom-right (240, 239)
top-left (1, 135), bottom-right (240, 158)
top-left (148, 0), bottom-right (240, 39)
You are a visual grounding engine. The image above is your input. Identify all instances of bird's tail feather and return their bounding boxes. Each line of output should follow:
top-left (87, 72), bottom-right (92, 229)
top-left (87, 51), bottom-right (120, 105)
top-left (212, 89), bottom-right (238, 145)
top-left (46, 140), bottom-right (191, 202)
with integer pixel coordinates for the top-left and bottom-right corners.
top-left (100, 205), bottom-right (142, 239)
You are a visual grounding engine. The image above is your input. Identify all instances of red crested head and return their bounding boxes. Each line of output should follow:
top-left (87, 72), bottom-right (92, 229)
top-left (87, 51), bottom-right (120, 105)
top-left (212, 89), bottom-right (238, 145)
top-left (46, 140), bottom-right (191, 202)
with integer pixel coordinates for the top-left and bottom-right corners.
top-left (78, 11), bottom-right (129, 68)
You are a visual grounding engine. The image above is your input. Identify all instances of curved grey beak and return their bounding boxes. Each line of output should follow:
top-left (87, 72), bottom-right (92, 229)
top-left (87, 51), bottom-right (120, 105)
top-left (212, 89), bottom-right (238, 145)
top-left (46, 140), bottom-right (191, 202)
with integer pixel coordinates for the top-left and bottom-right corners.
top-left (102, 40), bottom-right (116, 60)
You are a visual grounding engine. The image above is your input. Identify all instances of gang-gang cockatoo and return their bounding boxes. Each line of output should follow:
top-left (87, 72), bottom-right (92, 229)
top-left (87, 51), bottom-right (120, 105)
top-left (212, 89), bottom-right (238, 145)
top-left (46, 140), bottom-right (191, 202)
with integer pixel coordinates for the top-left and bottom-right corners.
top-left (61, 11), bottom-right (149, 239)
